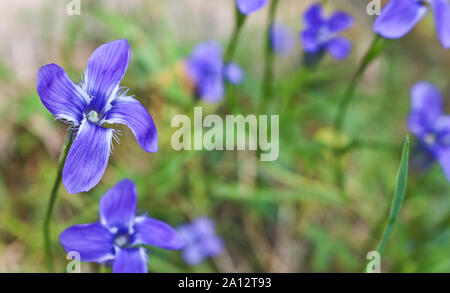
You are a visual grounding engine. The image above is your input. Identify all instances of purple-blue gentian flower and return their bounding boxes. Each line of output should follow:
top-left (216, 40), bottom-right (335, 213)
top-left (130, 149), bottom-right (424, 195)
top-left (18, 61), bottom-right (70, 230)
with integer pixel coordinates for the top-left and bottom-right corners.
top-left (37, 39), bottom-right (158, 194)
top-left (408, 81), bottom-right (450, 180)
top-left (177, 217), bottom-right (224, 265)
top-left (59, 179), bottom-right (185, 273)
top-left (270, 23), bottom-right (296, 55)
top-left (373, 0), bottom-right (450, 49)
top-left (186, 41), bottom-right (244, 103)
top-left (300, 3), bottom-right (354, 60)
top-left (236, 0), bottom-right (269, 15)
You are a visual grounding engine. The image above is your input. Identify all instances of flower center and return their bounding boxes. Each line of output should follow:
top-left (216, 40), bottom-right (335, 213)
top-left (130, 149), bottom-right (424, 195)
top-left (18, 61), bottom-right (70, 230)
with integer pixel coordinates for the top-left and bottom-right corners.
top-left (114, 234), bottom-right (131, 248)
top-left (424, 133), bottom-right (436, 145)
top-left (317, 26), bottom-right (333, 44)
top-left (86, 110), bottom-right (100, 124)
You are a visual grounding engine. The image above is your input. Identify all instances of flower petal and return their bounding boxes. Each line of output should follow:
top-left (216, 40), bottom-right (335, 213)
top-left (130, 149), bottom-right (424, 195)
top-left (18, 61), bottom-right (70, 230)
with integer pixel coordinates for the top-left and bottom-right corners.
top-left (105, 96), bottom-right (158, 153)
top-left (437, 149), bottom-right (450, 181)
top-left (326, 37), bottom-right (352, 60)
top-left (99, 178), bottom-right (137, 231)
top-left (373, 0), bottom-right (428, 39)
top-left (410, 81), bottom-right (443, 122)
top-left (59, 223), bottom-right (114, 263)
top-left (182, 244), bottom-right (205, 265)
top-left (199, 78), bottom-right (225, 103)
top-left (112, 247), bottom-right (148, 273)
top-left (327, 12), bottom-right (354, 34)
top-left (224, 62), bottom-right (244, 84)
top-left (431, 0), bottom-right (450, 49)
top-left (133, 216), bottom-right (185, 250)
top-left (301, 28), bottom-right (321, 53)
top-left (304, 3), bottom-right (324, 27)
top-left (84, 39), bottom-right (131, 112)
top-left (236, 0), bottom-right (268, 15)
top-left (62, 120), bottom-right (113, 194)
top-left (36, 64), bottom-right (88, 124)
top-left (270, 23), bottom-right (295, 55)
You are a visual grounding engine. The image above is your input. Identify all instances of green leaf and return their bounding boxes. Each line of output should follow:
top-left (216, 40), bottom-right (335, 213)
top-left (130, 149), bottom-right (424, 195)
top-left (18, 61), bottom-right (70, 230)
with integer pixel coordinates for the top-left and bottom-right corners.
top-left (376, 135), bottom-right (410, 254)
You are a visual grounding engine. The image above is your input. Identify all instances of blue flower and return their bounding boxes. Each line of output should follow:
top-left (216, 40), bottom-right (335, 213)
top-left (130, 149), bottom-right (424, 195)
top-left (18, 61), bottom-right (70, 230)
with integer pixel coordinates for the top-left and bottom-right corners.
top-left (408, 81), bottom-right (450, 180)
top-left (373, 0), bottom-right (450, 49)
top-left (59, 179), bottom-right (185, 273)
top-left (236, 0), bottom-right (269, 15)
top-left (36, 39), bottom-right (158, 194)
top-left (177, 217), bottom-right (224, 265)
top-left (300, 3), bottom-right (354, 60)
top-left (270, 23), bottom-right (296, 55)
top-left (186, 41), bottom-right (244, 103)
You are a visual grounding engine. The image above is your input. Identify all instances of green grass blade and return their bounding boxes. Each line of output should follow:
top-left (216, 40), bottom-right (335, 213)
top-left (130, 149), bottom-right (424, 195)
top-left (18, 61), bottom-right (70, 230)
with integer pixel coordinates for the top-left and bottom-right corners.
top-left (376, 135), bottom-right (410, 255)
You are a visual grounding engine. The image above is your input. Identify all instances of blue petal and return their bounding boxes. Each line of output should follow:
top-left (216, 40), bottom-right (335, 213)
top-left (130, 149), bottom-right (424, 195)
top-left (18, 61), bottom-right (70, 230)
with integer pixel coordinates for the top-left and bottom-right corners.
top-left (431, 0), bottom-right (450, 49)
top-left (187, 41), bottom-right (223, 84)
top-left (62, 120), bottom-right (113, 194)
top-left (199, 78), bottom-right (225, 103)
top-left (59, 223), bottom-right (114, 263)
top-left (304, 3), bottom-right (324, 27)
top-left (224, 62), bottom-right (244, 84)
top-left (36, 64), bottom-right (88, 124)
top-left (105, 96), bottom-right (158, 153)
top-left (236, 0), bottom-right (268, 15)
top-left (270, 23), bottom-right (296, 55)
top-left (182, 244), bottom-right (205, 265)
top-left (327, 12), bottom-right (354, 34)
top-left (99, 179), bottom-right (137, 231)
top-left (112, 247), bottom-right (148, 273)
top-left (133, 216), bottom-right (185, 250)
top-left (437, 149), bottom-right (450, 181)
top-left (84, 39), bottom-right (131, 113)
top-left (301, 28), bottom-right (321, 53)
top-left (326, 37), bottom-right (352, 60)
top-left (411, 81), bottom-right (444, 125)
top-left (373, 0), bottom-right (428, 39)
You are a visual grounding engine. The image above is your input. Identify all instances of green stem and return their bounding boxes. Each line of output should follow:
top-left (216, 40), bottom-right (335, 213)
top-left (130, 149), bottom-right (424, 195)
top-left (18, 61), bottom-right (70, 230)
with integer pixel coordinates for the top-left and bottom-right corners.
top-left (224, 6), bottom-right (247, 62)
top-left (43, 130), bottom-right (74, 272)
top-left (333, 35), bottom-right (387, 133)
top-left (261, 0), bottom-right (279, 110)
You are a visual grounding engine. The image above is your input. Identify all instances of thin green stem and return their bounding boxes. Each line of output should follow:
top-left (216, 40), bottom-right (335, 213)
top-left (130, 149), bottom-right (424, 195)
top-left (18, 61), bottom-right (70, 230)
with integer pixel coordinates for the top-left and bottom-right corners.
top-left (43, 130), bottom-right (74, 272)
top-left (224, 6), bottom-right (247, 62)
top-left (333, 35), bottom-right (387, 133)
top-left (261, 0), bottom-right (279, 111)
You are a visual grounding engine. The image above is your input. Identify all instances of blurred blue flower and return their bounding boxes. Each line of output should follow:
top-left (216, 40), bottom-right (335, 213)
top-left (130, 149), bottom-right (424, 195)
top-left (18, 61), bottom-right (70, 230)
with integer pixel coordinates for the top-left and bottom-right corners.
top-left (270, 23), bottom-right (296, 55)
top-left (373, 0), bottom-right (450, 49)
top-left (236, 0), bottom-right (269, 15)
top-left (408, 81), bottom-right (450, 180)
top-left (59, 179), bottom-right (184, 273)
top-left (300, 3), bottom-right (354, 60)
top-left (178, 217), bottom-right (224, 265)
top-left (36, 39), bottom-right (158, 194)
top-left (186, 41), bottom-right (244, 103)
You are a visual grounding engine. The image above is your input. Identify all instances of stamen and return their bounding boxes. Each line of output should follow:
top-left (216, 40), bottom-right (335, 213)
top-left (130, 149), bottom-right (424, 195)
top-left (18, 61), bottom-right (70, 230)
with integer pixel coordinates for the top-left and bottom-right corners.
top-left (114, 234), bottom-right (130, 248)
top-left (424, 133), bottom-right (436, 145)
top-left (87, 110), bottom-right (100, 123)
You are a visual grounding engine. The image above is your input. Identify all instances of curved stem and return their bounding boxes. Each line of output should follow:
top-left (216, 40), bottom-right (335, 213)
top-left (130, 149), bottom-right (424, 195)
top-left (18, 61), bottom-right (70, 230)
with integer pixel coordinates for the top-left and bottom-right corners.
top-left (333, 35), bottom-right (387, 133)
top-left (224, 6), bottom-right (247, 63)
top-left (43, 130), bottom-right (74, 272)
top-left (261, 0), bottom-right (279, 110)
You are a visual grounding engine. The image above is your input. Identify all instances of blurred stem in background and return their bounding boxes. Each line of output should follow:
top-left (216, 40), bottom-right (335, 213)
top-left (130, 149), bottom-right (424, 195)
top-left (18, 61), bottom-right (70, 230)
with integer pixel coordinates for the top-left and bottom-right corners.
top-left (261, 0), bottom-right (279, 111)
top-left (334, 35), bottom-right (387, 133)
top-left (333, 35), bottom-right (388, 191)
top-left (224, 5), bottom-right (247, 62)
top-left (224, 5), bottom-right (247, 112)
top-left (43, 130), bottom-right (74, 272)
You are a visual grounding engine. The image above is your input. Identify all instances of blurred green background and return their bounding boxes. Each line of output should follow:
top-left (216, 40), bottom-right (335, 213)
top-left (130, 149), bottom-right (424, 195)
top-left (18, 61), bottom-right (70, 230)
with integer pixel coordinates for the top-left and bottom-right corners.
top-left (0, 0), bottom-right (449, 273)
